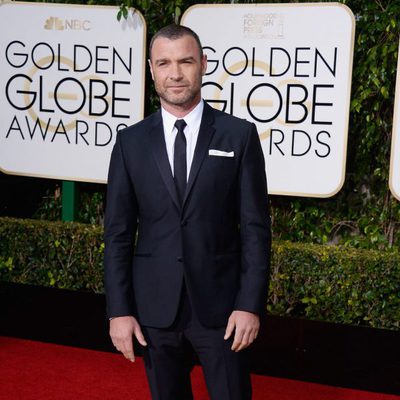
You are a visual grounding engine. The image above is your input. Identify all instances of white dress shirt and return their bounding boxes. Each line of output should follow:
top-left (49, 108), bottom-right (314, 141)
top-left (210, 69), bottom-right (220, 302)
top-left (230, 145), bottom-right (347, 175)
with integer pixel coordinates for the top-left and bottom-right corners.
top-left (161, 99), bottom-right (204, 181)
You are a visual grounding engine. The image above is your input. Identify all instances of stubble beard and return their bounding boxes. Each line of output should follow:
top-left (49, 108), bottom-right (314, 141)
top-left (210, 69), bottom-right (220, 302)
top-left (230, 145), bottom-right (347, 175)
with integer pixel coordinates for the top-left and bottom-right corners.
top-left (155, 78), bottom-right (202, 110)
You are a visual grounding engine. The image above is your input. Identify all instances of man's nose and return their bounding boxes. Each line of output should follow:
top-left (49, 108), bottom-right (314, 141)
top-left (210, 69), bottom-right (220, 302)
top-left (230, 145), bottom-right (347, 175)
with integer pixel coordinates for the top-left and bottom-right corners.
top-left (169, 63), bottom-right (183, 80)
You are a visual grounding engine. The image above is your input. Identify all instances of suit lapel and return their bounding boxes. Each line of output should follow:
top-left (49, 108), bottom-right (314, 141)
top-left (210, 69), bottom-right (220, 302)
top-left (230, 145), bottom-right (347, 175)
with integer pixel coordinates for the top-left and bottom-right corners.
top-left (183, 103), bottom-right (216, 207)
top-left (148, 111), bottom-right (181, 211)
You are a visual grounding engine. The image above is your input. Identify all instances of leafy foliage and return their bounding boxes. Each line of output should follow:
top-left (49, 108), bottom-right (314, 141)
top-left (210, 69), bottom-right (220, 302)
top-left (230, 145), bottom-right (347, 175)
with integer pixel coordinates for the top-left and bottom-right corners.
top-left (1, 217), bottom-right (399, 330)
top-left (0, 218), bottom-right (104, 292)
top-left (34, 186), bottom-right (105, 225)
top-left (270, 240), bottom-right (400, 330)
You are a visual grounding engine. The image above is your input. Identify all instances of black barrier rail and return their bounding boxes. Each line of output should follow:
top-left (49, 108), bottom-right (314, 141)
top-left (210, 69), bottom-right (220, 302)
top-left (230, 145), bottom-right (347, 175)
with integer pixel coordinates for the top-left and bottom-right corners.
top-left (1, 281), bottom-right (399, 395)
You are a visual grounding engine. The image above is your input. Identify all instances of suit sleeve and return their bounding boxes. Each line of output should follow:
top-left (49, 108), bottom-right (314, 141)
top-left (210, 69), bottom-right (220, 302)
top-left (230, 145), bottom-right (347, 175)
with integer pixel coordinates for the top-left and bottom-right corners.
top-left (104, 132), bottom-right (138, 319)
top-left (234, 123), bottom-right (271, 315)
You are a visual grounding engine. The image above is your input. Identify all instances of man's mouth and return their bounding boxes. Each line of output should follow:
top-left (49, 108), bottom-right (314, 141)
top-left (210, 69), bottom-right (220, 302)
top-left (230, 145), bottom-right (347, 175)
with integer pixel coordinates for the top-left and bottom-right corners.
top-left (167, 84), bottom-right (188, 89)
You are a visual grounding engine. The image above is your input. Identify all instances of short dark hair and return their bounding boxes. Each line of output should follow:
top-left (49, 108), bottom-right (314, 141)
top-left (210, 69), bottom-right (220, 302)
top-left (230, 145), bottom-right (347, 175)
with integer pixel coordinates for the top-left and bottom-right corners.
top-left (149, 24), bottom-right (203, 60)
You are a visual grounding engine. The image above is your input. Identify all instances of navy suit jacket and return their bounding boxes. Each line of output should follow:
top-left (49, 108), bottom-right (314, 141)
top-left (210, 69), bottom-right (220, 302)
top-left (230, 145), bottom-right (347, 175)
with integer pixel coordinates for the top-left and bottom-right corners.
top-left (104, 102), bottom-right (271, 329)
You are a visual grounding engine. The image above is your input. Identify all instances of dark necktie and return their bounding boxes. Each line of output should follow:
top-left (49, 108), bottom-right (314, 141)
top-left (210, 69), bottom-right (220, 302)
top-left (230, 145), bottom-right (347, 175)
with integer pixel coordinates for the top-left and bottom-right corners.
top-left (174, 119), bottom-right (187, 205)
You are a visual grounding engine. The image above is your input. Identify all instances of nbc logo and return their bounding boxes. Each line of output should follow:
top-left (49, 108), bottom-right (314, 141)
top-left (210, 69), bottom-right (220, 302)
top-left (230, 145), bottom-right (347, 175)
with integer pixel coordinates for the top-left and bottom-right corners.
top-left (44, 17), bottom-right (64, 30)
top-left (44, 16), bottom-right (91, 31)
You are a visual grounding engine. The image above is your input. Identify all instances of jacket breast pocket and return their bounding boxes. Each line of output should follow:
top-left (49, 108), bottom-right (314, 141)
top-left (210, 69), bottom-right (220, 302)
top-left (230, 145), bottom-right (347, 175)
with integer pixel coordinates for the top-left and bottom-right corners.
top-left (204, 155), bottom-right (237, 180)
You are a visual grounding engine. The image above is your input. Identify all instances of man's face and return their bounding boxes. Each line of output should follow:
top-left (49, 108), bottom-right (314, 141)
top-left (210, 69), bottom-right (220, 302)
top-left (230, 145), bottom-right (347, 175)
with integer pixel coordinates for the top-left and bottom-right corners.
top-left (149, 35), bottom-right (207, 113)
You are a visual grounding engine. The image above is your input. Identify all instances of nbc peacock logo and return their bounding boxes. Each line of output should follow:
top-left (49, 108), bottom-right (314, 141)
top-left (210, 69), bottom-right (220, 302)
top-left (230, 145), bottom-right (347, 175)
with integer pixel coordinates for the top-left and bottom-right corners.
top-left (44, 16), bottom-right (91, 31)
top-left (44, 17), bottom-right (64, 30)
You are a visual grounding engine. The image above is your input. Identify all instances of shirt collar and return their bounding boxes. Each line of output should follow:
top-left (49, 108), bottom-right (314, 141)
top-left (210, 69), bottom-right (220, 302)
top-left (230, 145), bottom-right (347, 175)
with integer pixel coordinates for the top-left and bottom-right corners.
top-left (161, 99), bottom-right (204, 134)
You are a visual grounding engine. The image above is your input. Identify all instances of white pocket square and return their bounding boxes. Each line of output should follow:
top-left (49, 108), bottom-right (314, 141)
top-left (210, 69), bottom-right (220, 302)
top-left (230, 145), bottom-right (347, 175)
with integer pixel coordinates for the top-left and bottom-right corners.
top-left (208, 149), bottom-right (234, 157)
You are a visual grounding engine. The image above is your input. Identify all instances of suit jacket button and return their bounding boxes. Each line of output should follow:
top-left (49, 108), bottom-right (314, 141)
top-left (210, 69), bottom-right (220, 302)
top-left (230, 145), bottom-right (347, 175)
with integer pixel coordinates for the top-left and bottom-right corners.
top-left (181, 220), bottom-right (187, 227)
top-left (177, 257), bottom-right (183, 262)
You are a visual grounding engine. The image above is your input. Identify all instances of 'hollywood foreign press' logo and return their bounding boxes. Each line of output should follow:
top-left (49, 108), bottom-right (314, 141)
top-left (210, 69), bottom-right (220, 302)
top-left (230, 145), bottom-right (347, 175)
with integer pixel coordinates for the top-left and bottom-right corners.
top-left (243, 13), bottom-right (284, 40)
top-left (44, 16), bottom-right (91, 31)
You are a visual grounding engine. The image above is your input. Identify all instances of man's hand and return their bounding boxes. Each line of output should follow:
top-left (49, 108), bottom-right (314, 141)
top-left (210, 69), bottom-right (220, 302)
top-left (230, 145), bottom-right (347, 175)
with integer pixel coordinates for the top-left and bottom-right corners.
top-left (224, 310), bottom-right (260, 352)
top-left (110, 316), bottom-right (147, 362)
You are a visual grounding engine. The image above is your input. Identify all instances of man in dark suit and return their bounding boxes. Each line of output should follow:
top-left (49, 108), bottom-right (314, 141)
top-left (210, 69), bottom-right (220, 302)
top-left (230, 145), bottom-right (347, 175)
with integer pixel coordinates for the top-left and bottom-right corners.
top-left (104, 24), bottom-right (271, 400)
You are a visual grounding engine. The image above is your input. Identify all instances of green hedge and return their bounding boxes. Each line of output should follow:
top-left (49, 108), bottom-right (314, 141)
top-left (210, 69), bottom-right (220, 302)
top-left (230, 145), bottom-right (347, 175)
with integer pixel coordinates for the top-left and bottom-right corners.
top-left (269, 241), bottom-right (400, 330)
top-left (0, 217), bottom-right (399, 330)
top-left (0, 217), bottom-right (104, 293)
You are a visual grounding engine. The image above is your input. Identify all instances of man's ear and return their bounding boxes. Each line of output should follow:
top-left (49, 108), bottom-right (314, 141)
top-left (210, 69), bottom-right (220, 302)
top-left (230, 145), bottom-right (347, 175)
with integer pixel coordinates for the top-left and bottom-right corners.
top-left (201, 54), bottom-right (207, 76)
top-left (148, 59), bottom-right (154, 80)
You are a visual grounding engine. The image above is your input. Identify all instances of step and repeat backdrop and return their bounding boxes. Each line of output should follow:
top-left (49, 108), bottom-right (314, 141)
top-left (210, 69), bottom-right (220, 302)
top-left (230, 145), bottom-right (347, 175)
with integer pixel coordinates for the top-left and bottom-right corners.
top-left (0, 2), bottom-right (397, 200)
top-left (182, 3), bottom-right (355, 197)
top-left (389, 38), bottom-right (400, 201)
top-left (0, 2), bottom-right (146, 183)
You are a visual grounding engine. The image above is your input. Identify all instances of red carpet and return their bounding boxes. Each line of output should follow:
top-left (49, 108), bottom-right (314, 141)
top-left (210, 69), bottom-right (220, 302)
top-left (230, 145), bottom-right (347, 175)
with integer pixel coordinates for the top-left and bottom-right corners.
top-left (0, 336), bottom-right (398, 400)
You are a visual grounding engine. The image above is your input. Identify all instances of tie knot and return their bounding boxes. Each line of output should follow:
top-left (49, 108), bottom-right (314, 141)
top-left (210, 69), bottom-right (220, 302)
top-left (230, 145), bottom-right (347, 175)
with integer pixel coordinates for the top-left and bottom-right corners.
top-left (175, 119), bottom-right (187, 133)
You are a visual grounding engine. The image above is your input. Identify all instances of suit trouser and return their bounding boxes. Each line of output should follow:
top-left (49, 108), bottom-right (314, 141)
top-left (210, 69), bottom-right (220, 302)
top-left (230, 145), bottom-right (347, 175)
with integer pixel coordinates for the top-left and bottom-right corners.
top-left (141, 287), bottom-right (252, 400)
